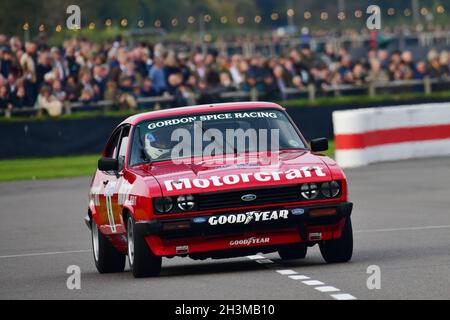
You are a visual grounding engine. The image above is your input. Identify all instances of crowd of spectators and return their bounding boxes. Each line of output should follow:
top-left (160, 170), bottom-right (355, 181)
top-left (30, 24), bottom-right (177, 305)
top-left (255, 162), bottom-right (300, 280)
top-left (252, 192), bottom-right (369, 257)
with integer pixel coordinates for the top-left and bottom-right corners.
top-left (1, 33), bottom-right (450, 116)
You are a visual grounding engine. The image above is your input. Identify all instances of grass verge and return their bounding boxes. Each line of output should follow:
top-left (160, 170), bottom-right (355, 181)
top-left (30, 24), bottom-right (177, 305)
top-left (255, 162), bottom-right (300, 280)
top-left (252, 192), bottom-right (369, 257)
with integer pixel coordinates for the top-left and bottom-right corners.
top-left (0, 154), bottom-right (99, 182)
top-left (0, 141), bottom-right (335, 182)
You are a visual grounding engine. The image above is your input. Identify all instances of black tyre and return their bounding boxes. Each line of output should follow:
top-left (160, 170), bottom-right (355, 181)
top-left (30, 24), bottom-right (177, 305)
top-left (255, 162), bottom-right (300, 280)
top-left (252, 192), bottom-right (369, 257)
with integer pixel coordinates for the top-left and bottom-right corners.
top-left (91, 219), bottom-right (126, 273)
top-left (319, 217), bottom-right (353, 263)
top-left (278, 243), bottom-right (308, 260)
top-left (127, 215), bottom-right (162, 278)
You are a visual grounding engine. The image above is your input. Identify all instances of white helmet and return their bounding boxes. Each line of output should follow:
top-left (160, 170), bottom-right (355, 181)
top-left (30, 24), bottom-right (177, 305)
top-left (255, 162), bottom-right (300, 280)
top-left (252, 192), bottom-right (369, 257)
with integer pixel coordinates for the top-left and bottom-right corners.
top-left (144, 133), bottom-right (171, 160)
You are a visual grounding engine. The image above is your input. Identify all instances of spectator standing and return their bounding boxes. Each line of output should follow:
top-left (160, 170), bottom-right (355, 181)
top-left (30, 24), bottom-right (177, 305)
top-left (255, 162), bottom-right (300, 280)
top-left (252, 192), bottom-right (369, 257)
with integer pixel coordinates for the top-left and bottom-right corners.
top-left (0, 85), bottom-right (12, 112)
top-left (11, 86), bottom-right (26, 108)
top-left (0, 47), bottom-right (13, 78)
top-left (36, 86), bottom-right (62, 117)
top-left (51, 47), bottom-right (68, 82)
top-left (149, 58), bottom-right (166, 95)
top-left (366, 59), bottom-right (389, 83)
top-left (141, 78), bottom-right (157, 98)
top-left (20, 42), bottom-right (38, 105)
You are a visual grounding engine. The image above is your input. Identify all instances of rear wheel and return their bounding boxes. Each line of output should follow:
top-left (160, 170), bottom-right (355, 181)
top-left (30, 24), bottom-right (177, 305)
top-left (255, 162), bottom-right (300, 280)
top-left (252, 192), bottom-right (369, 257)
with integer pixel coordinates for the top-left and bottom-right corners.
top-left (91, 219), bottom-right (126, 273)
top-left (127, 215), bottom-right (162, 278)
top-left (319, 217), bottom-right (353, 263)
top-left (278, 243), bottom-right (308, 260)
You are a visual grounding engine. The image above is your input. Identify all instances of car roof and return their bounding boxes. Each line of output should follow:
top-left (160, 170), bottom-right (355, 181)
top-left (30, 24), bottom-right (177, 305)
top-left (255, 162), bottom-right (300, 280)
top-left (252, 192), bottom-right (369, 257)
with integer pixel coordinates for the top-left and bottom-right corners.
top-left (120, 102), bottom-right (285, 126)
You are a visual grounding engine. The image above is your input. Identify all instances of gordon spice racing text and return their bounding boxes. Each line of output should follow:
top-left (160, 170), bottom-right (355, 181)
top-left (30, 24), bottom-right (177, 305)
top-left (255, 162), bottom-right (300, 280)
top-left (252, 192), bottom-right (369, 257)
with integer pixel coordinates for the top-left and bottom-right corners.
top-left (85, 102), bottom-right (353, 278)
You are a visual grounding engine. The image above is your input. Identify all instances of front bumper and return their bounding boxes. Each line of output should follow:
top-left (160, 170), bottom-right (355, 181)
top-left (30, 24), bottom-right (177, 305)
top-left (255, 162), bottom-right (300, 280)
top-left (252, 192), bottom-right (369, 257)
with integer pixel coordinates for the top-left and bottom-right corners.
top-left (136, 202), bottom-right (353, 242)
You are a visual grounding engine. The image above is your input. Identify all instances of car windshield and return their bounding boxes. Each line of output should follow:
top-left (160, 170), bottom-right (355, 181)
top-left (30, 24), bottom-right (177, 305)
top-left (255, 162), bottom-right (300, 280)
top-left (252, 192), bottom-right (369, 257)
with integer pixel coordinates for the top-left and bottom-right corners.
top-left (129, 109), bottom-right (306, 165)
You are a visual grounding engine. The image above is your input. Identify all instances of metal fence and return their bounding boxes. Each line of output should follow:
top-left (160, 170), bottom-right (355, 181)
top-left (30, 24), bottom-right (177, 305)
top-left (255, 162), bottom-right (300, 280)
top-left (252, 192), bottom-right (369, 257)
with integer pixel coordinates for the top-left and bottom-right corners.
top-left (3, 77), bottom-right (450, 118)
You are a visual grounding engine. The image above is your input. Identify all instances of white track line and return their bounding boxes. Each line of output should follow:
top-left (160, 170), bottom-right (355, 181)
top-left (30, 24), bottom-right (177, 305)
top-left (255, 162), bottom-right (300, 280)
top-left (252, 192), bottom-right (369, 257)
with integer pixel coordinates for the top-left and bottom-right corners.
top-left (256, 259), bottom-right (274, 264)
top-left (288, 275), bottom-right (310, 280)
top-left (0, 249), bottom-right (90, 259)
top-left (356, 225), bottom-right (450, 233)
top-left (276, 270), bottom-right (298, 275)
top-left (331, 293), bottom-right (357, 300)
top-left (246, 255), bottom-right (357, 300)
top-left (302, 280), bottom-right (325, 286)
top-left (247, 254), bottom-right (266, 260)
top-left (315, 286), bottom-right (340, 293)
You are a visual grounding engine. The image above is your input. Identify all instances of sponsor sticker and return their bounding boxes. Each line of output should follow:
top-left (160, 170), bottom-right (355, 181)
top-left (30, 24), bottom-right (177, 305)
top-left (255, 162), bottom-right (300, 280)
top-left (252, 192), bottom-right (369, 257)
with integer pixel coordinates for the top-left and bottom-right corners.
top-left (147, 112), bottom-right (279, 130)
top-left (193, 217), bottom-right (208, 224)
top-left (229, 237), bottom-right (270, 247)
top-left (208, 209), bottom-right (289, 226)
top-left (291, 208), bottom-right (305, 216)
top-left (164, 167), bottom-right (326, 192)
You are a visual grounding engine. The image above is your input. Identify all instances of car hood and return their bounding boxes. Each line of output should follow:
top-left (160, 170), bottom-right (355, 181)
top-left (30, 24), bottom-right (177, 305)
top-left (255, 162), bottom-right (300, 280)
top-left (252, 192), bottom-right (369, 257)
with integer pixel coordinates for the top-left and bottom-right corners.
top-left (146, 151), bottom-right (334, 196)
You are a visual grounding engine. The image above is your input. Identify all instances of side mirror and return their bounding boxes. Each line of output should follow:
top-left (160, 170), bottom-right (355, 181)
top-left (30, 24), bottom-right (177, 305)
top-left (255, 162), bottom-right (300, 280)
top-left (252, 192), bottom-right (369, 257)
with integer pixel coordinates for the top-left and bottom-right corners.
top-left (310, 138), bottom-right (329, 152)
top-left (98, 157), bottom-right (118, 172)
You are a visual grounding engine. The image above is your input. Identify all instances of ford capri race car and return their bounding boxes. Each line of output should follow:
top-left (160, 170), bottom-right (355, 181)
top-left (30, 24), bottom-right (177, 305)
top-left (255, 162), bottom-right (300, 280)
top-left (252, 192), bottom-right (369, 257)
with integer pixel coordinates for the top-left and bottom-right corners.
top-left (85, 102), bottom-right (353, 278)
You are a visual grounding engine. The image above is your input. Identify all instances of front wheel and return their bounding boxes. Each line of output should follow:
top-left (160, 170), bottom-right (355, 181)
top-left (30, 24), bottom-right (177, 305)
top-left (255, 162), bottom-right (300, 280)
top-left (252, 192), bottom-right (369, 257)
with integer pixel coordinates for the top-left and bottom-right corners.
top-left (319, 217), bottom-right (353, 263)
top-left (127, 216), bottom-right (162, 278)
top-left (91, 219), bottom-right (126, 273)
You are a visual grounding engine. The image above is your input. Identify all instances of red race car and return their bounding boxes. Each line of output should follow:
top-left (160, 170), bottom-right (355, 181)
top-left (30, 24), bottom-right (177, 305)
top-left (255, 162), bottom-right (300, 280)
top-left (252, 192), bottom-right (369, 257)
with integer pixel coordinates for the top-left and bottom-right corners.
top-left (85, 102), bottom-right (353, 278)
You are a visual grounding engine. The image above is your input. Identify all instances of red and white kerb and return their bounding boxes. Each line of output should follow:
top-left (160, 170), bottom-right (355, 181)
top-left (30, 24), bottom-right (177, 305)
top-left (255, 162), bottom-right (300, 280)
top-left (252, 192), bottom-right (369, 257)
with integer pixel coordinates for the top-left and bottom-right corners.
top-left (332, 103), bottom-right (450, 168)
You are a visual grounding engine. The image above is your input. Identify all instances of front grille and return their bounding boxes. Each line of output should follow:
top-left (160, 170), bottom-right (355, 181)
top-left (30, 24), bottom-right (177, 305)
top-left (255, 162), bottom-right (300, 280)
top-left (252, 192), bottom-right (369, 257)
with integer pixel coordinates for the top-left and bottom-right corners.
top-left (197, 185), bottom-right (304, 211)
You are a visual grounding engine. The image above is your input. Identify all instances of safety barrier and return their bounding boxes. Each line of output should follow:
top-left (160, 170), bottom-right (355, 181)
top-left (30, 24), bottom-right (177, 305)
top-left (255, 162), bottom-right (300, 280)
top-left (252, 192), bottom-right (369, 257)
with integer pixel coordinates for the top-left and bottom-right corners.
top-left (2, 100), bottom-right (450, 160)
top-left (333, 102), bottom-right (450, 168)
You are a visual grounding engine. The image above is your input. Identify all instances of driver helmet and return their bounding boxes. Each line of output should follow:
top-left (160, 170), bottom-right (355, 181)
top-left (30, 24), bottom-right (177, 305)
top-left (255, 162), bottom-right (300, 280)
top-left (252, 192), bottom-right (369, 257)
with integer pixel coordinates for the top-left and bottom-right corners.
top-left (144, 129), bottom-right (174, 160)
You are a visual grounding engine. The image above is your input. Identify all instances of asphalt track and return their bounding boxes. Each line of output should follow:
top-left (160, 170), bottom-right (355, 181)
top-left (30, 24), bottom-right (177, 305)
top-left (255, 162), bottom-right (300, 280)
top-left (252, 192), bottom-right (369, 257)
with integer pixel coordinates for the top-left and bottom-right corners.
top-left (1, 157), bottom-right (450, 300)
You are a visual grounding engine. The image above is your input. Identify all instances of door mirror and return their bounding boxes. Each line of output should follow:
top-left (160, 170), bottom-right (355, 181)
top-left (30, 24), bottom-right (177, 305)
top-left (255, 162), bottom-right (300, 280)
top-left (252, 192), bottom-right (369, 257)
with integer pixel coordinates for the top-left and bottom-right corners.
top-left (310, 138), bottom-right (329, 152)
top-left (98, 157), bottom-right (118, 172)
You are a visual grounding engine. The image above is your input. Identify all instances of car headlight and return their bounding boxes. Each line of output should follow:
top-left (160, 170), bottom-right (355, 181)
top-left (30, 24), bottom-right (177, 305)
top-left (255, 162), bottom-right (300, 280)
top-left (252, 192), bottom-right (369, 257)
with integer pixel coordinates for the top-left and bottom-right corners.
top-left (300, 183), bottom-right (319, 200)
top-left (154, 197), bottom-right (174, 213)
top-left (321, 181), bottom-right (341, 198)
top-left (177, 195), bottom-right (196, 211)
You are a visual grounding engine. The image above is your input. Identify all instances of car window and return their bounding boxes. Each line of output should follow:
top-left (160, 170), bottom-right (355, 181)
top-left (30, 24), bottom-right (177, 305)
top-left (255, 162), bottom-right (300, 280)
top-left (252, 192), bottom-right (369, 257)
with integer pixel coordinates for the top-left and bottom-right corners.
top-left (117, 126), bottom-right (130, 171)
top-left (133, 109), bottom-right (306, 162)
top-left (129, 126), bottom-right (146, 167)
top-left (104, 129), bottom-right (122, 159)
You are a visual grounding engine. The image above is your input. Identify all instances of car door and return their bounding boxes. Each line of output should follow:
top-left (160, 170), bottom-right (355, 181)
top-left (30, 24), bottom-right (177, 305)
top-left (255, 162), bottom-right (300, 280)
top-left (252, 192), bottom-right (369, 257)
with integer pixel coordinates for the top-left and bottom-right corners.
top-left (110, 125), bottom-right (131, 231)
top-left (97, 127), bottom-right (123, 234)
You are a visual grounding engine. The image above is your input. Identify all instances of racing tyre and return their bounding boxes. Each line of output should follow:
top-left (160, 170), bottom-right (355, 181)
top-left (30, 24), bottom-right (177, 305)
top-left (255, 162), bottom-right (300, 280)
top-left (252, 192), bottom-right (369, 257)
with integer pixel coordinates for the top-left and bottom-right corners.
top-left (278, 243), bottom-right (307, 260)
top-left (127, 216), bottom-right (162, 278)
top-left (91, 219), bottom-right (126, 273)
top-left (319, 217), bottom-right (353, 263)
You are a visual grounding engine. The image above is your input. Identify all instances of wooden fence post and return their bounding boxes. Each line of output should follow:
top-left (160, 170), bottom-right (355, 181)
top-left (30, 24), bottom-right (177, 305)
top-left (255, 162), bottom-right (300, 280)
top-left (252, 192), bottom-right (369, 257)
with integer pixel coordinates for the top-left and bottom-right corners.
top-left (64, 101), bottom-right (72, 115)
top-left (250, 88), bottom-right (259, 101)
top-left (424, 77), bottom-right (432, 95)
top-left (368, 82), bottom-right (376, 97)
top-left (307, 84), bottom-right (316, 102)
